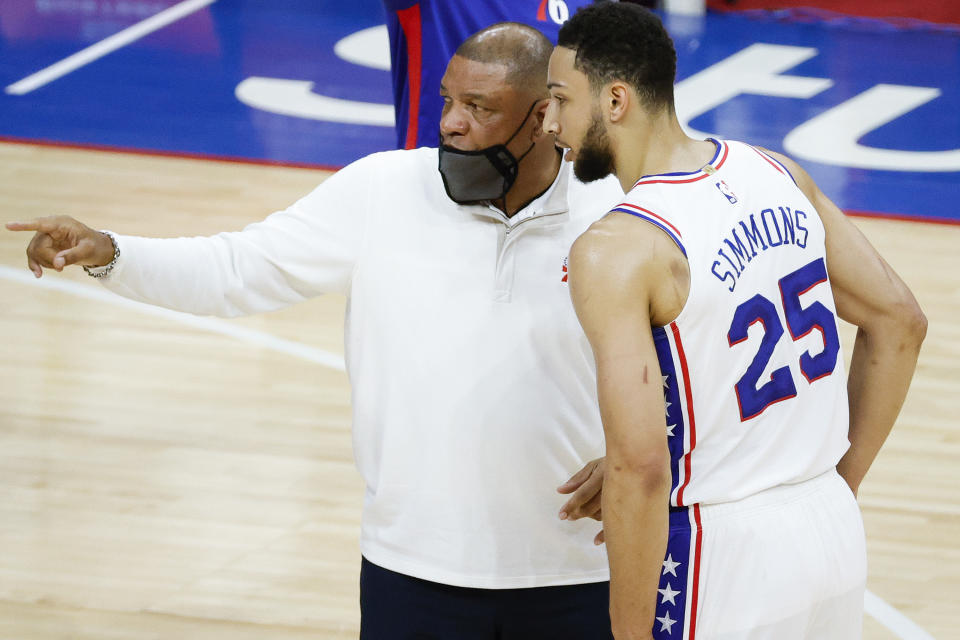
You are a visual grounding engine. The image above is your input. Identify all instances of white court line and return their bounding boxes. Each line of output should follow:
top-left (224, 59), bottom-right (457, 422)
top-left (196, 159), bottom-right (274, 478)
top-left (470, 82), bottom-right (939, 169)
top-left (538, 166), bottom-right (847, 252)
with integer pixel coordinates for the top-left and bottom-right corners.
top-left (0, 263), bottom-right (937, 639)
top-left (0, 265), bottom-right (345, 371)
top-left (865, 591), bottom-right (936, 640)
top-left (5, 0), bottom-right (218, 96)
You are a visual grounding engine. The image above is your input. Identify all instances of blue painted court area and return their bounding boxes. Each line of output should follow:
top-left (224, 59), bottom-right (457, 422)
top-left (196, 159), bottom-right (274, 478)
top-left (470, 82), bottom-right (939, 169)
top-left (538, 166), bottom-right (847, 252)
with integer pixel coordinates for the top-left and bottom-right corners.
top-left (0, 0), bottom-right (957, 222)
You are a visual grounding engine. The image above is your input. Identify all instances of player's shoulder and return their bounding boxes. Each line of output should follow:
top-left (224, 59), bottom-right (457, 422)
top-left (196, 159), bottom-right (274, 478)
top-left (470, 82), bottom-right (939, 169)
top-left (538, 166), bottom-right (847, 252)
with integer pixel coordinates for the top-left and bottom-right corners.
top-left (721, 140), bottom-right (809, 188)
top-left (570, 208), bottom-right (666, 278)
top-left (754, 147), bottom-right (815, 192)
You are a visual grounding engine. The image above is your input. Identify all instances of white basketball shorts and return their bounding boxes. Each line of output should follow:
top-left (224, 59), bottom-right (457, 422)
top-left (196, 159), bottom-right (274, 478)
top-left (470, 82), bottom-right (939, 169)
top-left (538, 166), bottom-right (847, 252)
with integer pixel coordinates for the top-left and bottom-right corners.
top-left (653, 469), bottom-right (867, 639)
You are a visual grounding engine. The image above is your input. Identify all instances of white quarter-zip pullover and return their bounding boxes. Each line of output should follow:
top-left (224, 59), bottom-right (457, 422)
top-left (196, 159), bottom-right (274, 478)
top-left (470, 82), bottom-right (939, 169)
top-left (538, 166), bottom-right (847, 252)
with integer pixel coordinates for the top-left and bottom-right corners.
top-left (99, 148), bottom-right (623, 588)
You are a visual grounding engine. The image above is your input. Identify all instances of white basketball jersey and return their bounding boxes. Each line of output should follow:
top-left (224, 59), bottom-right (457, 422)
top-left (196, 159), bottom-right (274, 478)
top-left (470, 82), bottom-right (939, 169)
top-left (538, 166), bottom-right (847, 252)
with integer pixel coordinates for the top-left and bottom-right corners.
top-left (613, 139), bottom-right (850, 506)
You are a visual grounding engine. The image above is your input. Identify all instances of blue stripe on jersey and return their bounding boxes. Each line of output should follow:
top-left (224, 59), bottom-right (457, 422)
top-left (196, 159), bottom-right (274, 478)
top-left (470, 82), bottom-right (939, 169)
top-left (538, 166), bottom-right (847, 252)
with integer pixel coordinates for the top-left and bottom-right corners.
top-left (753, 145), bottom-right (799, 186)
top-left (654, 507), bottom-right (696, 639)
top-left (610, 207), bottom-right (687, 257)
top-left (773, 159), bottom-right (798, 186)
top-left (654, 327), bottom-right (686, 500)
top-left (637, 138), bottom-right (723, 182)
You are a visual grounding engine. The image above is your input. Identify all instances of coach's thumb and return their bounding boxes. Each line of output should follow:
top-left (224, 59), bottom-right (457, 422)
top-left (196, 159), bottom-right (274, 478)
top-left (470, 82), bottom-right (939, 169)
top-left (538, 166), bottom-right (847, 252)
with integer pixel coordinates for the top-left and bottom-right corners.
top-left (54, 246), bottom-right (87, 271)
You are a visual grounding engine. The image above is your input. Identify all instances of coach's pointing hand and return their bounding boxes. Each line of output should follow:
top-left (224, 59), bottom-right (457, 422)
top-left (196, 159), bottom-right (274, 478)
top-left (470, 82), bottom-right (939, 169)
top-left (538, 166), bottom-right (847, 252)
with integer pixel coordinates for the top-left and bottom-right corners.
top-left (6, 216), bottom-right (115, 278)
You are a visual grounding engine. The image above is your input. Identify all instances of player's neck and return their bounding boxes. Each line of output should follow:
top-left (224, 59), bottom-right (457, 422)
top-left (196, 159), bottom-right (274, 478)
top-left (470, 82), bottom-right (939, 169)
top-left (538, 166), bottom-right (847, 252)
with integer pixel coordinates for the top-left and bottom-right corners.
top-left (613, 112), bottom-right (714, 192)
top-left (497, 142), bottom-right (562, 217)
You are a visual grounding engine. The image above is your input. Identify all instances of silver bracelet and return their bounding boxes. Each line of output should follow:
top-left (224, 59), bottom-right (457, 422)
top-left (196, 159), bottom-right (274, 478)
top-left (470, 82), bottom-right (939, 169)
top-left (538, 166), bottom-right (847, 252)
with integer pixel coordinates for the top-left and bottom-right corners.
top-left (82, 231), bottom-right (120, 279)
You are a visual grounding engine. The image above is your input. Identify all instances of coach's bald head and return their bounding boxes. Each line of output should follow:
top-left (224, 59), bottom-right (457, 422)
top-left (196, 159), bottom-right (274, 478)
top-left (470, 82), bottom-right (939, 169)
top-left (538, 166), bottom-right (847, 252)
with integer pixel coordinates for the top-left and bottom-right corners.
top-left (453, 22), bottom-right (553, 98)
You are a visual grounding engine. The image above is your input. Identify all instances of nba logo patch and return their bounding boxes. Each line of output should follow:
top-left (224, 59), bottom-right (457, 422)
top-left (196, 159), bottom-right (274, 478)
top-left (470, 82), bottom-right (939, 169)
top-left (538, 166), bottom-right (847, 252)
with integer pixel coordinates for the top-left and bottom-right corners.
top-left (716, 180), bottom-right (738, 204)
top-left (561, 256), bottom-right (568, 283)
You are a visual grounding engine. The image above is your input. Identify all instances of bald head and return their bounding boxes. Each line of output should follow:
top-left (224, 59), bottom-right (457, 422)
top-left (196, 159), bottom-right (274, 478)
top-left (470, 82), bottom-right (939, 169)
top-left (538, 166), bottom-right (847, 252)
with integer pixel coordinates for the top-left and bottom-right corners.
top-left (454, 22), bottom-right (553, 98)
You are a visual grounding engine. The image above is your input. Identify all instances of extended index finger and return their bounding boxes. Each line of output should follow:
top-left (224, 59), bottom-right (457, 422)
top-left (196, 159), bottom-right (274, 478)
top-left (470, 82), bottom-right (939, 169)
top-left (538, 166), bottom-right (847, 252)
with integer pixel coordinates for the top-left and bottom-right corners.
top-left (5, 219), bottom-right (48, 232)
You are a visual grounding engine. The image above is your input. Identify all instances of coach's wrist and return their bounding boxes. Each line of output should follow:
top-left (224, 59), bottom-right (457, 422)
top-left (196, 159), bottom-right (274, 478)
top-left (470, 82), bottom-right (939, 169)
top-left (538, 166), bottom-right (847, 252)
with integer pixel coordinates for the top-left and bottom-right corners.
top-left (83, 231), bottom-right (120, 278)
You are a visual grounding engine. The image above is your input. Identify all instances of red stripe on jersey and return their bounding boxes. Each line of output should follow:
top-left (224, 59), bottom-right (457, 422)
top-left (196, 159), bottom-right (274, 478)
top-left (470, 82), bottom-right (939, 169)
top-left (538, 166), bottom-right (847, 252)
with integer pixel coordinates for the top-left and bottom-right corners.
top-left (672, 322), bottom-right (697, 506)
top-left (614, 202), bottom-right (683, 238)
top-left (714, 140), bottom-right (730, 169)
top-left (634, 173), bottom-right (711, 187)
top-left (688, 504), bottom-right (704, 640)
top-left (397, 4), bottom-right (423, 150)
top-left (537, 0), bottom-right (548, 20)
top-left (749, 145), bottom-right (786, 176)
top-left (634, 142), bottom-right (729, 187)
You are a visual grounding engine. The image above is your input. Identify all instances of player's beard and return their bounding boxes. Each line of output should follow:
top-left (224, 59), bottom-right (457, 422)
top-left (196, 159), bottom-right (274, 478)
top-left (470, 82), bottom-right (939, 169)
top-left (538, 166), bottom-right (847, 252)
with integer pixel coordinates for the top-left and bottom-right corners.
top-left (572, 109), bottom-right (615, 183)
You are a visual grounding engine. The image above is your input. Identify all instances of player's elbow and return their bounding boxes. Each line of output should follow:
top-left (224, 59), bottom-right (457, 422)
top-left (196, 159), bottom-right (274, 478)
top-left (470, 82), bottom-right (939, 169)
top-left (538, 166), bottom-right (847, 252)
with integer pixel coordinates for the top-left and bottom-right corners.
top-left (903, 300), bottom-right (928, 350)
top-left (887, 291), bottom-right (927, 353)
top-left (606, 442), bottom-right (671, 495)
top-left (862, 293), bottom-right (927, 359)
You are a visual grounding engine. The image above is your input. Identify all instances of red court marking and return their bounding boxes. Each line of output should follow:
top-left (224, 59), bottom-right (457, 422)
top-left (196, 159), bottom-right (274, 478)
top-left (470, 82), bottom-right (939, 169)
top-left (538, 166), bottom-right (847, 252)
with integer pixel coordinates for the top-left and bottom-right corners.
top-left (705, 0), bottom-right (960, 24)
top-left (844, 208), bottom-right (960, 226)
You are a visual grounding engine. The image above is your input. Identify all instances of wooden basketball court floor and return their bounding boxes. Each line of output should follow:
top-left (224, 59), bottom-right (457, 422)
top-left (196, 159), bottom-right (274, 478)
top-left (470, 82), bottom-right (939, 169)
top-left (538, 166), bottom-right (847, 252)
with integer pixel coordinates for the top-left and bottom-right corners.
top-left (0, 141), bottom-right (956, 638)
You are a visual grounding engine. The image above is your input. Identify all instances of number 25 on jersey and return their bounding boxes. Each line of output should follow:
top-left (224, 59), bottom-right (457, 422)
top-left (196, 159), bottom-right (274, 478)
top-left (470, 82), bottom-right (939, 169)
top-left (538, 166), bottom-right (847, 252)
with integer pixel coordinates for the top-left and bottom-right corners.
top-left (727, 258), bottom-right (840, 421)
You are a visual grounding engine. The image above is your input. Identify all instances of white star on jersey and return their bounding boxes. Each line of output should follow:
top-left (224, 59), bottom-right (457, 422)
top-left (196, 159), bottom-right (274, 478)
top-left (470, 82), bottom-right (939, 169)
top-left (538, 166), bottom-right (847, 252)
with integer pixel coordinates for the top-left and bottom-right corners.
top-left (658, 581), bottom-right (681, 605)
top-left (656, 611), bottom-right (677, 634)
top-left (662, 554), bottom-right (681, 577)
top-left (663, 375), bottom-right (675, 435)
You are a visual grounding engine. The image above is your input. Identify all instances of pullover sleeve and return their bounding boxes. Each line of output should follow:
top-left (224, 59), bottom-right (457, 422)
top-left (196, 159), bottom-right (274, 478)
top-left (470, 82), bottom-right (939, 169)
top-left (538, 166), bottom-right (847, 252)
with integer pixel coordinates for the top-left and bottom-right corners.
top-left (99, 156), bottom-right (373, 317)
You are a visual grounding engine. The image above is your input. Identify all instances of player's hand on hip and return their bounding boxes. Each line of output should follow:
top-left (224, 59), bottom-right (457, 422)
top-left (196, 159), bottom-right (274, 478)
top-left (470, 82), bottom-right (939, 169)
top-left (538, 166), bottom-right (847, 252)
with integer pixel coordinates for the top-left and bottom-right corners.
top-left (557, 457), bottom-right (606, 544)
top-left (6, 216), bottom-right (114, 278)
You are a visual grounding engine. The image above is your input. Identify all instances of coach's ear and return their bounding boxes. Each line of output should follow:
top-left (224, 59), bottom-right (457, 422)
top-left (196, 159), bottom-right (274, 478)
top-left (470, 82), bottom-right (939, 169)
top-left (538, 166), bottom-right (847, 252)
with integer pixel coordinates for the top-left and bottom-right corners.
top-left (532, 97), bottom-right (552, 139)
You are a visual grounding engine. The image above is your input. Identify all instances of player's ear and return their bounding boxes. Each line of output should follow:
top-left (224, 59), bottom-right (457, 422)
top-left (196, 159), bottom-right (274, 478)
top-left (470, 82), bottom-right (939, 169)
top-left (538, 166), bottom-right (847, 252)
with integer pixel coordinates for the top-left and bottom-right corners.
top-left (607, 82), bottom-right (629, 123)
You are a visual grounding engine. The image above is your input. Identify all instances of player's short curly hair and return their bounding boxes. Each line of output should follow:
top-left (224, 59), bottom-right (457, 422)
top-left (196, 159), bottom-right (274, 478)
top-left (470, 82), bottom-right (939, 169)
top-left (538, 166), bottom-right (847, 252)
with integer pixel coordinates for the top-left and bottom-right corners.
top-left (557, 2), bottom-right (677, 111)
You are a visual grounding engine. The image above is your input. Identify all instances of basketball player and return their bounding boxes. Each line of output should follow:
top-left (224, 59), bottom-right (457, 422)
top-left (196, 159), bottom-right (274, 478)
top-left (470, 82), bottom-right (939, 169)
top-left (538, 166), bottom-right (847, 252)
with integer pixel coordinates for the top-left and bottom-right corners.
top-left (543, 3), bottom-right (926, 638)
top-left (7, 24), bottom-right (623, 639)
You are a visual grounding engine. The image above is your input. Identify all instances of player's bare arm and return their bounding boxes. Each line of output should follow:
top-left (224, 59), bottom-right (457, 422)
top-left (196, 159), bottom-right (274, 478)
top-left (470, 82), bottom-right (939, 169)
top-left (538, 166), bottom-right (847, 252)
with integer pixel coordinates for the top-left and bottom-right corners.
top-left (568, 215), bottom-right (684, 640)
top-left (6, 216), bottom-right (114, 278)
top-left (766, 150), bottom-right (927, 496)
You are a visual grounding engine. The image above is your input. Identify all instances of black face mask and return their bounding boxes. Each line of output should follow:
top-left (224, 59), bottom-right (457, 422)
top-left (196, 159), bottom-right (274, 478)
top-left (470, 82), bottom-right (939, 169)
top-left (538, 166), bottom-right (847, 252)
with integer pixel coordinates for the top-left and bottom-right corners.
top-left (437, 101), bottom-right (539, 204)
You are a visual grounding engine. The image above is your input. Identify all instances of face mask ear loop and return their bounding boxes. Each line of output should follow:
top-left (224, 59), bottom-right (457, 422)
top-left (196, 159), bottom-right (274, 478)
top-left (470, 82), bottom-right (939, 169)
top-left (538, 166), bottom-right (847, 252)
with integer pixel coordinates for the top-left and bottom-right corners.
top-left (504, 100), bottom-right (542, 146)
top-left (506, 99), bottom-right (543, 167)
top-left (514, 138), bottom-right (537, 165)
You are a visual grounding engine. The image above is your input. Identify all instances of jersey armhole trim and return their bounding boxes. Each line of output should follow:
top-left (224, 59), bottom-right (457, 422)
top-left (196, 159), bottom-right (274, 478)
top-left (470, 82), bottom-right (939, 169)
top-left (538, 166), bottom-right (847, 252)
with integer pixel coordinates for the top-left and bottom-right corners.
top-left (749, 145), bottom-right (798, 186)
top-left (609, 203), bottom-right (687, 257)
